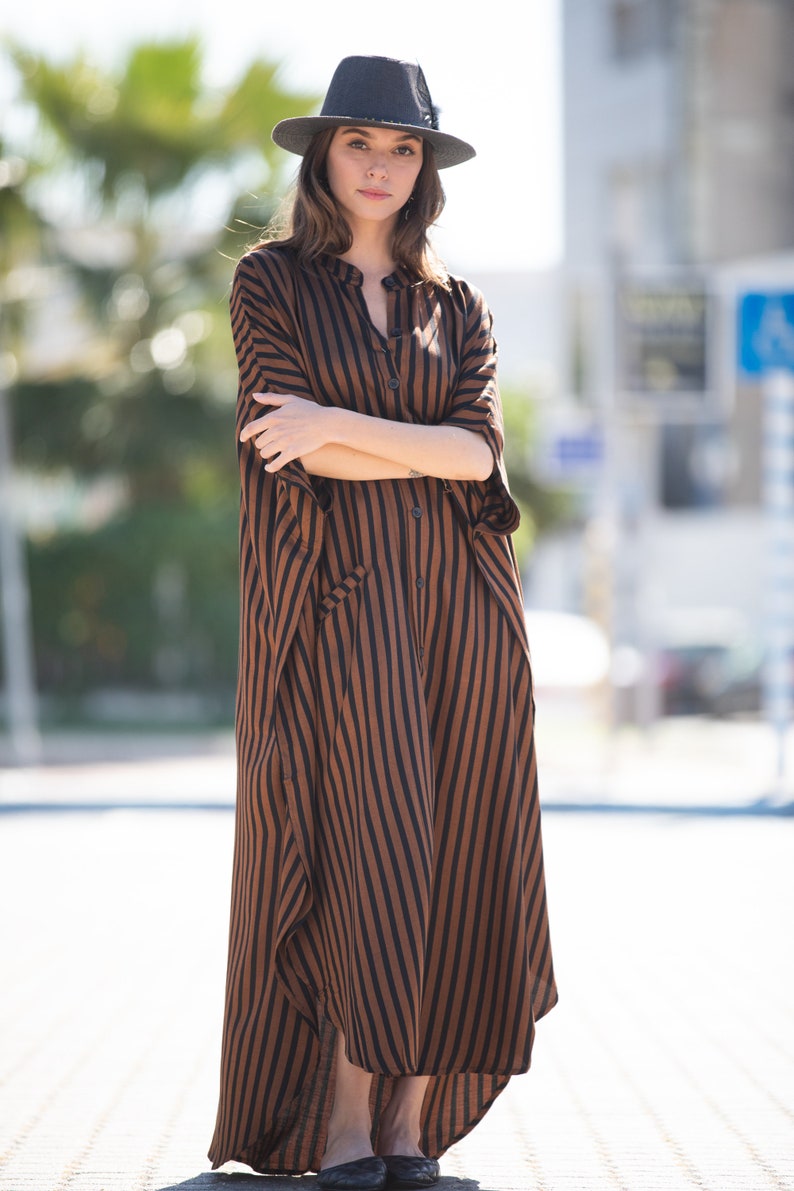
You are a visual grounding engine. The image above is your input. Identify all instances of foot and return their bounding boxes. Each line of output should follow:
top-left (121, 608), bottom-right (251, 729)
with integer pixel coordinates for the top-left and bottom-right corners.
top-left (321, 1127), bottom-right (377, 1172)
top-left (375, 1072), bottom-right (430, 1160)
top-left (375, 1124), bottom-right (424, 1159)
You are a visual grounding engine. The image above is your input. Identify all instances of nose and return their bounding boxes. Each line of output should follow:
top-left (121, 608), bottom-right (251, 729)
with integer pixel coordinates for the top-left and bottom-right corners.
top-left (367, 154), bottom-right (388, 179)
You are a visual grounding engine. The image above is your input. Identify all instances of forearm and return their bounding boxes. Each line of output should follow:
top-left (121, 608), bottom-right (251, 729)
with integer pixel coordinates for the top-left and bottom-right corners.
top-left (301, 443), bottom-right (414, 480)
top-left (243, 391), bottom-right (495, 482)
top-left (326, 406), bottom-right (494, 483)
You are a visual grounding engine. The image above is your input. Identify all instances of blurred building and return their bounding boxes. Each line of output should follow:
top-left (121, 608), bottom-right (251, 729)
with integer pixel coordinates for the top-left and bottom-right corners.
top-left (564, 0), bottom-right (794, 270)
top-left (530, 0), bottom-right (794, 716)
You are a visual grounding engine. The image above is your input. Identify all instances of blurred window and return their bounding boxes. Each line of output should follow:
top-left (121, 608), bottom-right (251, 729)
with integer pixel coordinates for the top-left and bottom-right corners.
top-left (610, 0), bottom-right (674, 60)
top-left (660, 421), bottom-right (734, 509)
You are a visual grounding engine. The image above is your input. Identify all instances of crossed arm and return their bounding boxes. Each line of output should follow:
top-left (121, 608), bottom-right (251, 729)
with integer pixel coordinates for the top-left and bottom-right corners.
top-left (240, 392), bottom-right (495, 483)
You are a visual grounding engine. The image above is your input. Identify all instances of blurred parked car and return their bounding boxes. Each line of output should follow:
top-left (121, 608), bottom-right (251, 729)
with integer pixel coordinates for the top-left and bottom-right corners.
top-left (656, 608), bottom-right (793, 717)
top-left (656, 641), bottom-right (731, 714)
top-left (654, 608), bottom-right (749, 716)
top-left (707, 642), bottom-right (794, 717)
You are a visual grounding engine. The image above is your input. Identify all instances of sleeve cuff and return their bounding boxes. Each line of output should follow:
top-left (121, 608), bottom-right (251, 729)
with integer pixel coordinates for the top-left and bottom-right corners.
top-left (446, 456), bottom-right (521, 538)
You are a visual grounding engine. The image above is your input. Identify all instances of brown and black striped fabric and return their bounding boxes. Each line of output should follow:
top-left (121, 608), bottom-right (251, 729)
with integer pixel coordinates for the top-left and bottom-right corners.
top-left (208, 244), bottom-right (558, 1175)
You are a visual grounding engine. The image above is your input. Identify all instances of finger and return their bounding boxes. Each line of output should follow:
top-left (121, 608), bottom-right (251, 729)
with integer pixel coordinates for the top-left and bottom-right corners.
top-left (253, 392), bottom-right (290, 406)
top-left (264, 445), bottom-right (299, 471)
top-left (240, 415), bottom-right (271, 442)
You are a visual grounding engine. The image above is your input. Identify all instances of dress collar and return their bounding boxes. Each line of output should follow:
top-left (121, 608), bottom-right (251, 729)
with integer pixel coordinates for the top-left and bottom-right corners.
top-left (314, 252), bottom-right (414, 290)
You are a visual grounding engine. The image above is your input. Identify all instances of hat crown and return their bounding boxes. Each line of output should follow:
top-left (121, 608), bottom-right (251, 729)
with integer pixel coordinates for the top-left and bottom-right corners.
top-left (319, 56), bottom-right (438, 131)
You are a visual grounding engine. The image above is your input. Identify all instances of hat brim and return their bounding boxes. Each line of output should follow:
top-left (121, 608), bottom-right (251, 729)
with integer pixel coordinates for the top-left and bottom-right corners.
top-left (272, 116), bottom-right (476, 170)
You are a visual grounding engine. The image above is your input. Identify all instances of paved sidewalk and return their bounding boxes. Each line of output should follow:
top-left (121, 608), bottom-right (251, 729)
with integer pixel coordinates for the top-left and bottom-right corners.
top-left (1, 713), bottom-right (792, 814)
top-left (0, 727), bottom-right (792, 1190)
top-left (535, 705), bottom-right (794, 813)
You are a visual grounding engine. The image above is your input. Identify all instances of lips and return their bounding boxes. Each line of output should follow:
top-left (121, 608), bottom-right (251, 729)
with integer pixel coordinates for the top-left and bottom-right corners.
top-left (358, 189), bottom-right (391, 200)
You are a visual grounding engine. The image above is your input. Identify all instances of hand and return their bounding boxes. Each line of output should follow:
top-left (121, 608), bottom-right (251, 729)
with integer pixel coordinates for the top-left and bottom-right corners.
top-left (240, 392), bottom-right (335, 472)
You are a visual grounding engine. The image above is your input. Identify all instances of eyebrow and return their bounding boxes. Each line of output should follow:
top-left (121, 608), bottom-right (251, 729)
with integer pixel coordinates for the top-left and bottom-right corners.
top-left (342, 126), bottom-right (422, 143)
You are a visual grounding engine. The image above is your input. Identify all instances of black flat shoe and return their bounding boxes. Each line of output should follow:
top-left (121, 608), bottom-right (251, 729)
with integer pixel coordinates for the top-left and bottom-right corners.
top-left (381, 1155), bottom-right (440, 1188)
top-left (317, 1155), bottom-right (388, 1190)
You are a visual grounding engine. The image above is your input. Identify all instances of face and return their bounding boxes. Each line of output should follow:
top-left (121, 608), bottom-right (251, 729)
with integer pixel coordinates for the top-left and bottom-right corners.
top-left (325, 125), bottom-right (424, 228)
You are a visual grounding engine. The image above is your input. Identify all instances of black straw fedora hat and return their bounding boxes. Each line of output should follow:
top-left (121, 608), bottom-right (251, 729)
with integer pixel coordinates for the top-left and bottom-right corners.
top-left (272, 55), bottom-right (476, 170)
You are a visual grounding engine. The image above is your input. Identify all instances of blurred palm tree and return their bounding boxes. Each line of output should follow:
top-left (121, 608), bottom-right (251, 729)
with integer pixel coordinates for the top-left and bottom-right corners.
top-left (1, 39), bottom-right (316, 710)
top-left (7, 38), bottom-right (315, 501)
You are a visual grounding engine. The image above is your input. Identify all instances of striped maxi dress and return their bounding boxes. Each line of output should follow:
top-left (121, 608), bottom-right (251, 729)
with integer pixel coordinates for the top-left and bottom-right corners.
top-left (208, 243), bottom-right (558, 1175)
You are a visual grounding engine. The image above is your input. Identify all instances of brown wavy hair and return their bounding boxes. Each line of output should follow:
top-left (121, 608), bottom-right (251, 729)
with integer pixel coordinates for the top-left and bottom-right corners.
top-left (258, 127), bottom-right (450, 288)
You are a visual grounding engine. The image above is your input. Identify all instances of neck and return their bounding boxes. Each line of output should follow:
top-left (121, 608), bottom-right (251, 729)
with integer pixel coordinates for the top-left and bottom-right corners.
top-left (339, 216), bottom-right (398, 278)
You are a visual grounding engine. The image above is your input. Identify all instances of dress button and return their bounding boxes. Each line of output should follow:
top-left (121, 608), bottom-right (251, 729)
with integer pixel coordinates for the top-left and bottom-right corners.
top-left (390, 328), bottom-right (402, 337)
top-left (383, 277), bottom-right (395, 288)
top-left (416, 577), bottom-right (425, 589)
top-left (388, 377), bottom-right (399, 390)
top-left (411, 506), bottom-right (422, 519)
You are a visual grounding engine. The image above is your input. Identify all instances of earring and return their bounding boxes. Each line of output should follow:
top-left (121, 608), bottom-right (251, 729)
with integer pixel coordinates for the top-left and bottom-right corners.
top-left (403, 194), bottom-right (415, 222)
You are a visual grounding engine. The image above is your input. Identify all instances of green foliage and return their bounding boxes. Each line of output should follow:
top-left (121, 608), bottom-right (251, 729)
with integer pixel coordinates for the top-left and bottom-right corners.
top-left (9, 41), bottom-right (317, 204)
top-left (26, 500), bottom-right (239, 701)
top-left (11, 374), bottom-right (237, 503)
top-left (501, 385), bottom-right (574, 565)
top-left (1, 38), bottom-right (316, 710)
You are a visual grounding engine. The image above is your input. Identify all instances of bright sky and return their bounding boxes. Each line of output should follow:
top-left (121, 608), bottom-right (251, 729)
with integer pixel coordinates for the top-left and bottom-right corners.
top-left (3, 0), bottom-right (562, 274)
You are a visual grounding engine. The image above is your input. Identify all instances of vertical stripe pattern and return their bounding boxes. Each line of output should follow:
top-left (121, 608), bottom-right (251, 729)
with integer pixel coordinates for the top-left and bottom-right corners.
top-left (208, 245), bottom-right (557, 1175)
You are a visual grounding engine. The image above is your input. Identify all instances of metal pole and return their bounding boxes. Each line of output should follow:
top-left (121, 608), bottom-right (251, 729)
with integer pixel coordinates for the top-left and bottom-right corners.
top-left (762, 368), bottom-right (794, 801)
top-left (0, 380), bottom-right (42, 765)
top-left (594, 257), bottom-right (620, 733)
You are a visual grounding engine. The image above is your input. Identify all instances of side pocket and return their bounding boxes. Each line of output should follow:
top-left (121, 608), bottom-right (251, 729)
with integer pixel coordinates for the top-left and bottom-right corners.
top-left (315, 564), bottom-right (368, 758)
top-left (317, 563), bottom-right (368, 622)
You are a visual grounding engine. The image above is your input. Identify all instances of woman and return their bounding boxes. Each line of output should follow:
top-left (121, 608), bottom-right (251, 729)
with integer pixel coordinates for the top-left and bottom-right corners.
top-left (208, 55), bottom-right (558, 1190)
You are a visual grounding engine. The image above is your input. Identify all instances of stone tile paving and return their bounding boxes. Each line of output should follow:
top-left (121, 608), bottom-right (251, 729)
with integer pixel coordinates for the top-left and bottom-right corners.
top-left (0, 753), bottom-right (792, 1190)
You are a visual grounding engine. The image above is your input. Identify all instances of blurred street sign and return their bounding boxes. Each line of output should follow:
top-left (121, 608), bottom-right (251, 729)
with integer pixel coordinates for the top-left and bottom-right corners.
top-left (540, 425), bottom-right (605, 487)
top-left (737, 292), bottom-right (794, 375)
top-left (550, 431), bottom-right (604, 473)
top-left (616, 278), bottom-right (710, 400)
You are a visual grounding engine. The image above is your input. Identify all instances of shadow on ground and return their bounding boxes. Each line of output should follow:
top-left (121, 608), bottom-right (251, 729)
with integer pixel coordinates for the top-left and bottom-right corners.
top-left (155, 1177), bottom-right (483, 1191)
top-left (2, 798), bottom-right (793, 817)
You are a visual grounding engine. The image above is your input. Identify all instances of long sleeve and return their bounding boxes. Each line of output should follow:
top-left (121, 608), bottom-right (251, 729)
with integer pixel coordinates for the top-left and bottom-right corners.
top-left (441, 281), bottom-right (521, 537)
top-left (232, 250), bottom-right (331, 511)
top-left (231, 250), bottom-right (329, 706)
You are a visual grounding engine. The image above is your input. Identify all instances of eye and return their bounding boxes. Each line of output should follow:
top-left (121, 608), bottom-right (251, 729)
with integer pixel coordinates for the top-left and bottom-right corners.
top-left (394, 144), bottom-right (417, 157)
top-left (346, 138), bottom-right (368, 150)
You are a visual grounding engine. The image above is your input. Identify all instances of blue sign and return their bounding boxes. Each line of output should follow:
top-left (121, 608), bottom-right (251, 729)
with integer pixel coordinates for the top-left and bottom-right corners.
top-left (738, 292), bottom-right (794, 375)
top-left (549, 432), bottom-right (604, 475)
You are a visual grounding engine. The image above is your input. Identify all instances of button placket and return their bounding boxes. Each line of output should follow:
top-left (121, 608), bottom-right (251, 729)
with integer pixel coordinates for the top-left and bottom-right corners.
top-left (376, 284), bottom-right (403, 412)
